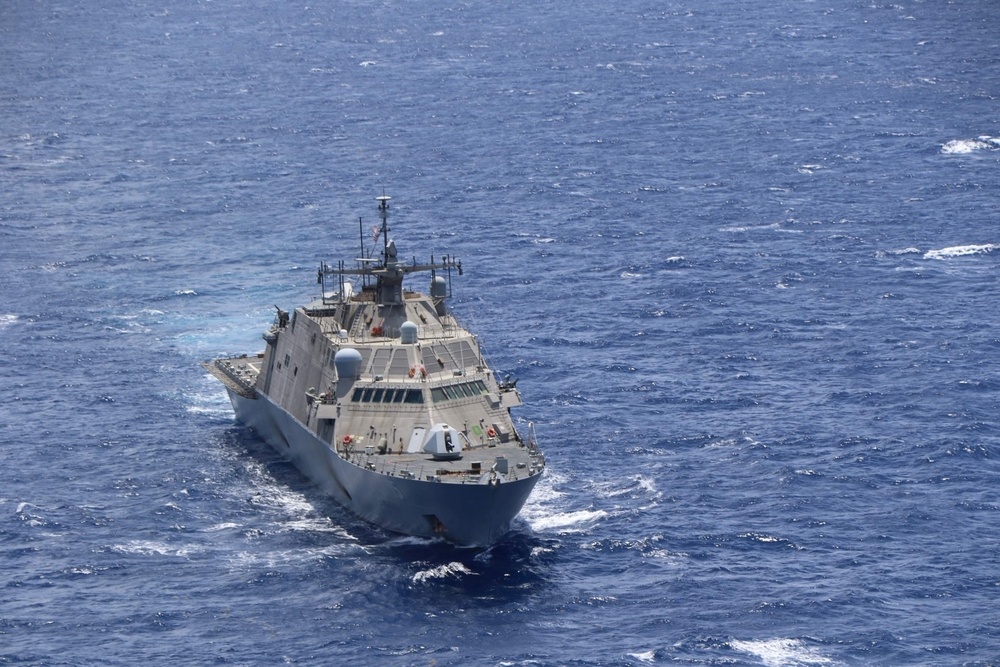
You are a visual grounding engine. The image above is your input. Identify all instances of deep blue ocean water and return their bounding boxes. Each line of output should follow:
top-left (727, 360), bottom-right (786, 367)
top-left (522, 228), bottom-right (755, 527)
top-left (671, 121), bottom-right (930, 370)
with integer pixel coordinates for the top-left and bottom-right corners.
top-left (3, 0), bottom-right (999, 664)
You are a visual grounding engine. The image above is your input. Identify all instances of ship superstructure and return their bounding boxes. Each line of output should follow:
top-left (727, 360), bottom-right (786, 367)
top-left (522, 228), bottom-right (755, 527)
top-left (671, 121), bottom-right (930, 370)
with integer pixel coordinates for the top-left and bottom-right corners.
top-left (205, 196), bottom-right (544, 546)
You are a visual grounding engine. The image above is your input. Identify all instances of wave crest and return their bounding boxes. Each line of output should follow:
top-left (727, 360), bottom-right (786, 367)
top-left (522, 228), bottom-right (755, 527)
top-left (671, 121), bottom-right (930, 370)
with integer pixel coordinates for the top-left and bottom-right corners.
top-left (941, 136), bottom-right (1000, 154)
top-left (924, 244), bottom-right (999, 260)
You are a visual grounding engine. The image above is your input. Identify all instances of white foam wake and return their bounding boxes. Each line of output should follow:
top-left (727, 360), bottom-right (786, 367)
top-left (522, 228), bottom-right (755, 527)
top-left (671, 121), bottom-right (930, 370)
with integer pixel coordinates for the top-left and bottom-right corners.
top-left (626, 649), bottom-right (657, 663)
top-left (923, 243), bottom-right (999, 260)
top-left (941, 136), bottom-right (1000, 154)
top-left (525, 508), bottom-right (608, 533)
top-left (412, 561), bottom-right (474, 584)
top-left (731, 638), bottom-right (838, 666)
top-left (519, 470), bottom-right (608, 534)
top-left (110, 540), bottom-right (198, 559)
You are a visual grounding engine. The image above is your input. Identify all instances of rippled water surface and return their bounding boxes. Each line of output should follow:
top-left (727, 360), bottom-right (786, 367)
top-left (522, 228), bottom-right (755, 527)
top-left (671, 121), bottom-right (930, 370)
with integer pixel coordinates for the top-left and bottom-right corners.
top-left (2, 0), bottom-right (999, 664)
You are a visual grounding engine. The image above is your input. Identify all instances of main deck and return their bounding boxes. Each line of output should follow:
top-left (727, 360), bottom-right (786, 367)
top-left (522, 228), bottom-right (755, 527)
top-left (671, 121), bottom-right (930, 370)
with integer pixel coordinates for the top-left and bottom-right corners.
top-left (206, 353), bottom-right (544, 485)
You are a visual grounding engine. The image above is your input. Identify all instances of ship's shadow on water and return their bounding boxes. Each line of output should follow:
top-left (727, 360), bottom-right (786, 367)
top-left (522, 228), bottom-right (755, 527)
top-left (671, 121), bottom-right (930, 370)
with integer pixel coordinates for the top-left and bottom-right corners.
top-left (218, 424), bottom-right (556, 599)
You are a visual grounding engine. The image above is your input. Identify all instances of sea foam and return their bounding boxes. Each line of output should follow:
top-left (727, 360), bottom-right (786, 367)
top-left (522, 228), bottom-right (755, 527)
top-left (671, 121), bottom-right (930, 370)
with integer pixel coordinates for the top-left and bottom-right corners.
top-left (923, 244), bottom-right (998, 260)
top-left (731, 638), bottom-right (837, 666)
top-left (941, 136), bottom-right (1000, 154)
top-left (412, 561), bottom-right (474, 584)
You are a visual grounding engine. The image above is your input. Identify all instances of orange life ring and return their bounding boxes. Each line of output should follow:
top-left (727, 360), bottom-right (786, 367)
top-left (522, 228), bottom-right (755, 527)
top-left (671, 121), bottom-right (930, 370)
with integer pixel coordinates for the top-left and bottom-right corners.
top-left (342, 434), bottom-right (353, 445)
top-left (486, 427), bottom-right (497, 438)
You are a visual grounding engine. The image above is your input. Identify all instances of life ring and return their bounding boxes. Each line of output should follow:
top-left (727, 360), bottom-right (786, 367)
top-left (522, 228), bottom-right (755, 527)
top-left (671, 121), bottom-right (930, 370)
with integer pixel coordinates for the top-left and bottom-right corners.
top-left (342, 434), bottom-right (353, 445)
top-left (486, 427), bottom-right (497, 438)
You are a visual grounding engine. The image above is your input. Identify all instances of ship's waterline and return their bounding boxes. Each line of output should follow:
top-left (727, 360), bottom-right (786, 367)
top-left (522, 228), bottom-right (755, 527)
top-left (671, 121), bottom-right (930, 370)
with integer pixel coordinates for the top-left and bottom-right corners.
top-left (206, 196), bottom-right (545, 546)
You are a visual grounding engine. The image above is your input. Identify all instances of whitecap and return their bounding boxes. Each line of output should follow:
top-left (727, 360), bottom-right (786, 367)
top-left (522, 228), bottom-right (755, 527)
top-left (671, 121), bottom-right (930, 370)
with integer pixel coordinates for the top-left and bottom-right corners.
top-left (627, 650), bottom-right (657, 663)
top-left (942, 139), bottom-right (981, 154)
top-left (412, 561), bottom-right (474, 584)
top-left (283, 517), bottom-right (356, 536)
top-left (529, 545), bottom-right (555, 558)
top-left (15, 502), bottom-right (48, 527)
top-left (248, 484), bottom-right (317, 516)
top-left (185, 388), bottom-right (234, 418)
top-left (941, 136), bottom-right (999, 154)
top-left (739, 532), bottom-right (783, 543)
top-left (527, 508), bottom-right (607, 533)
top-left (591, 475), bottom-right (659, 499)
top-left (731, 638), bottom-right (837, 666)
top-left (111, 540), bottom-right (196, 558)
top-left (923, 243), bottom-right (999, 260)
top-left (205, 522), bottom-right (241, 532)
top-left (720, 221), bottom-right (781, 233)
top-left (229, 544), bottom-right (351, 569)
top-left (0, 314), bottom-right (18, 329)
top-left (875, 247), bottom-right (921, 257)
top-left (186, 403), bottom-right (233, 417)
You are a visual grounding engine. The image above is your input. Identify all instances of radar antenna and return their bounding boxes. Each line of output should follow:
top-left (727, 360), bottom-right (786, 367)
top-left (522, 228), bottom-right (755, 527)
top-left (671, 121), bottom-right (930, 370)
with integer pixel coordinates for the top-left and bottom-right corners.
top-left (376, 195), bottom-right (391, 264)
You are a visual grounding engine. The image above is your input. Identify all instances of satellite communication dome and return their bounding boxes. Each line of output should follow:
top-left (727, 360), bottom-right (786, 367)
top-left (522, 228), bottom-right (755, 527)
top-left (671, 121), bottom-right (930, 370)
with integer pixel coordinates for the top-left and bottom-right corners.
top-left (430, 275), bottom-right (447, 298)
top-left (334, 348), bottom-right (363, 380)
top-left (400, 320), bottom-right (418, 344)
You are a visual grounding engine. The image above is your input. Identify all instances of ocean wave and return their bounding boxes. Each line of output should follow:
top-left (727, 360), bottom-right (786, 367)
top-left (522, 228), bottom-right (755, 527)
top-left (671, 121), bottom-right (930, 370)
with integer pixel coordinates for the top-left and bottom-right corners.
top-left (229, 543), bottom-right (350, 569)
top-left (0, 314), bottom-right (18, 329)
top-left (186, 403), bottom-right (234, 417)
top-left (874, 247), bottom-right (921, 257)
top-left (730, 638), bottom-right (838, 666)
top-left (626, 649), bottom-right (657, 663)
top-left (205, 522), bottom-right (242, 532)
top-left (411, 561), bottom-right (474, 584)
top-left (282, 517), bottom-right (356, 536)
top-left (590, 474), bottom-right (660, 500)
top-left (584, 534), bottom-right (686, 563)
top-left (247, 483), bottom-right (318, 517)
top-left (109, 540), bottom-right (198, 559)
top-left (15, 502), bottom-right (48, 527)
top-left (923, 243), bottom-right (999, 260)
top-left (185, 388), bottom-right (235, 418)
top-left (720, 221), bottom-right (782, 233)
top-left (526, 508), bottom-right (608, 533)
top-left (941, 136), bottom-right (1000, 154)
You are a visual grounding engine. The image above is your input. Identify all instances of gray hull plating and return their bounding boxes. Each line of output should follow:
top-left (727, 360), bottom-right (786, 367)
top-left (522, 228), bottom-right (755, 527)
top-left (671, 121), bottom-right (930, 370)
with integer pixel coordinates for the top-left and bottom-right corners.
top-left (227, 389), bottom-right (541, 546)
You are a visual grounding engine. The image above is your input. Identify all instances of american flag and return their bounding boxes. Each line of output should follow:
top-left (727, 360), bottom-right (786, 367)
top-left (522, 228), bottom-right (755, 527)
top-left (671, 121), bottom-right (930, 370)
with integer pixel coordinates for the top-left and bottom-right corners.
top-left (372, 225), bottom-right (380, 243)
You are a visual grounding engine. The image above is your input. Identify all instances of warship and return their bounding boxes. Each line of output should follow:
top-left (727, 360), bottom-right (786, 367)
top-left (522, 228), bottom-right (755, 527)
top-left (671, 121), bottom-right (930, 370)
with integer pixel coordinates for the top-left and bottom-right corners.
top-left (205, 196), bottom-right (545, 546)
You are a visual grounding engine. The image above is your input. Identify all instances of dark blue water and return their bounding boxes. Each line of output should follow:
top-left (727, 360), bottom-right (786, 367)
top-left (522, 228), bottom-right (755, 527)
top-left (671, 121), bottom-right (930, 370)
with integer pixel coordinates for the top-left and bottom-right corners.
top-left (3, 1), bottom-right (999, 664)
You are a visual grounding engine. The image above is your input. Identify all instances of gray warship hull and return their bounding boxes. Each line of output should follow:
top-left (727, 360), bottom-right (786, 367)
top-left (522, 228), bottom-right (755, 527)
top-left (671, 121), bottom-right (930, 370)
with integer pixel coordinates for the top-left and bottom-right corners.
top-left (206, 195), bottom-right (545, 547)
top-left (224, 388), bottom-right (541, 546)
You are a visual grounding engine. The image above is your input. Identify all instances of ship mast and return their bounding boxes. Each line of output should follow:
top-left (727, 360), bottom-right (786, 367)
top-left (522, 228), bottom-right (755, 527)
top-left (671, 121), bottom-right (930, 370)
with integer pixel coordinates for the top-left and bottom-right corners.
top-left (317, 195), bottom-right (463, 307)
top-left (377, 194), bottom-right (391, 264)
